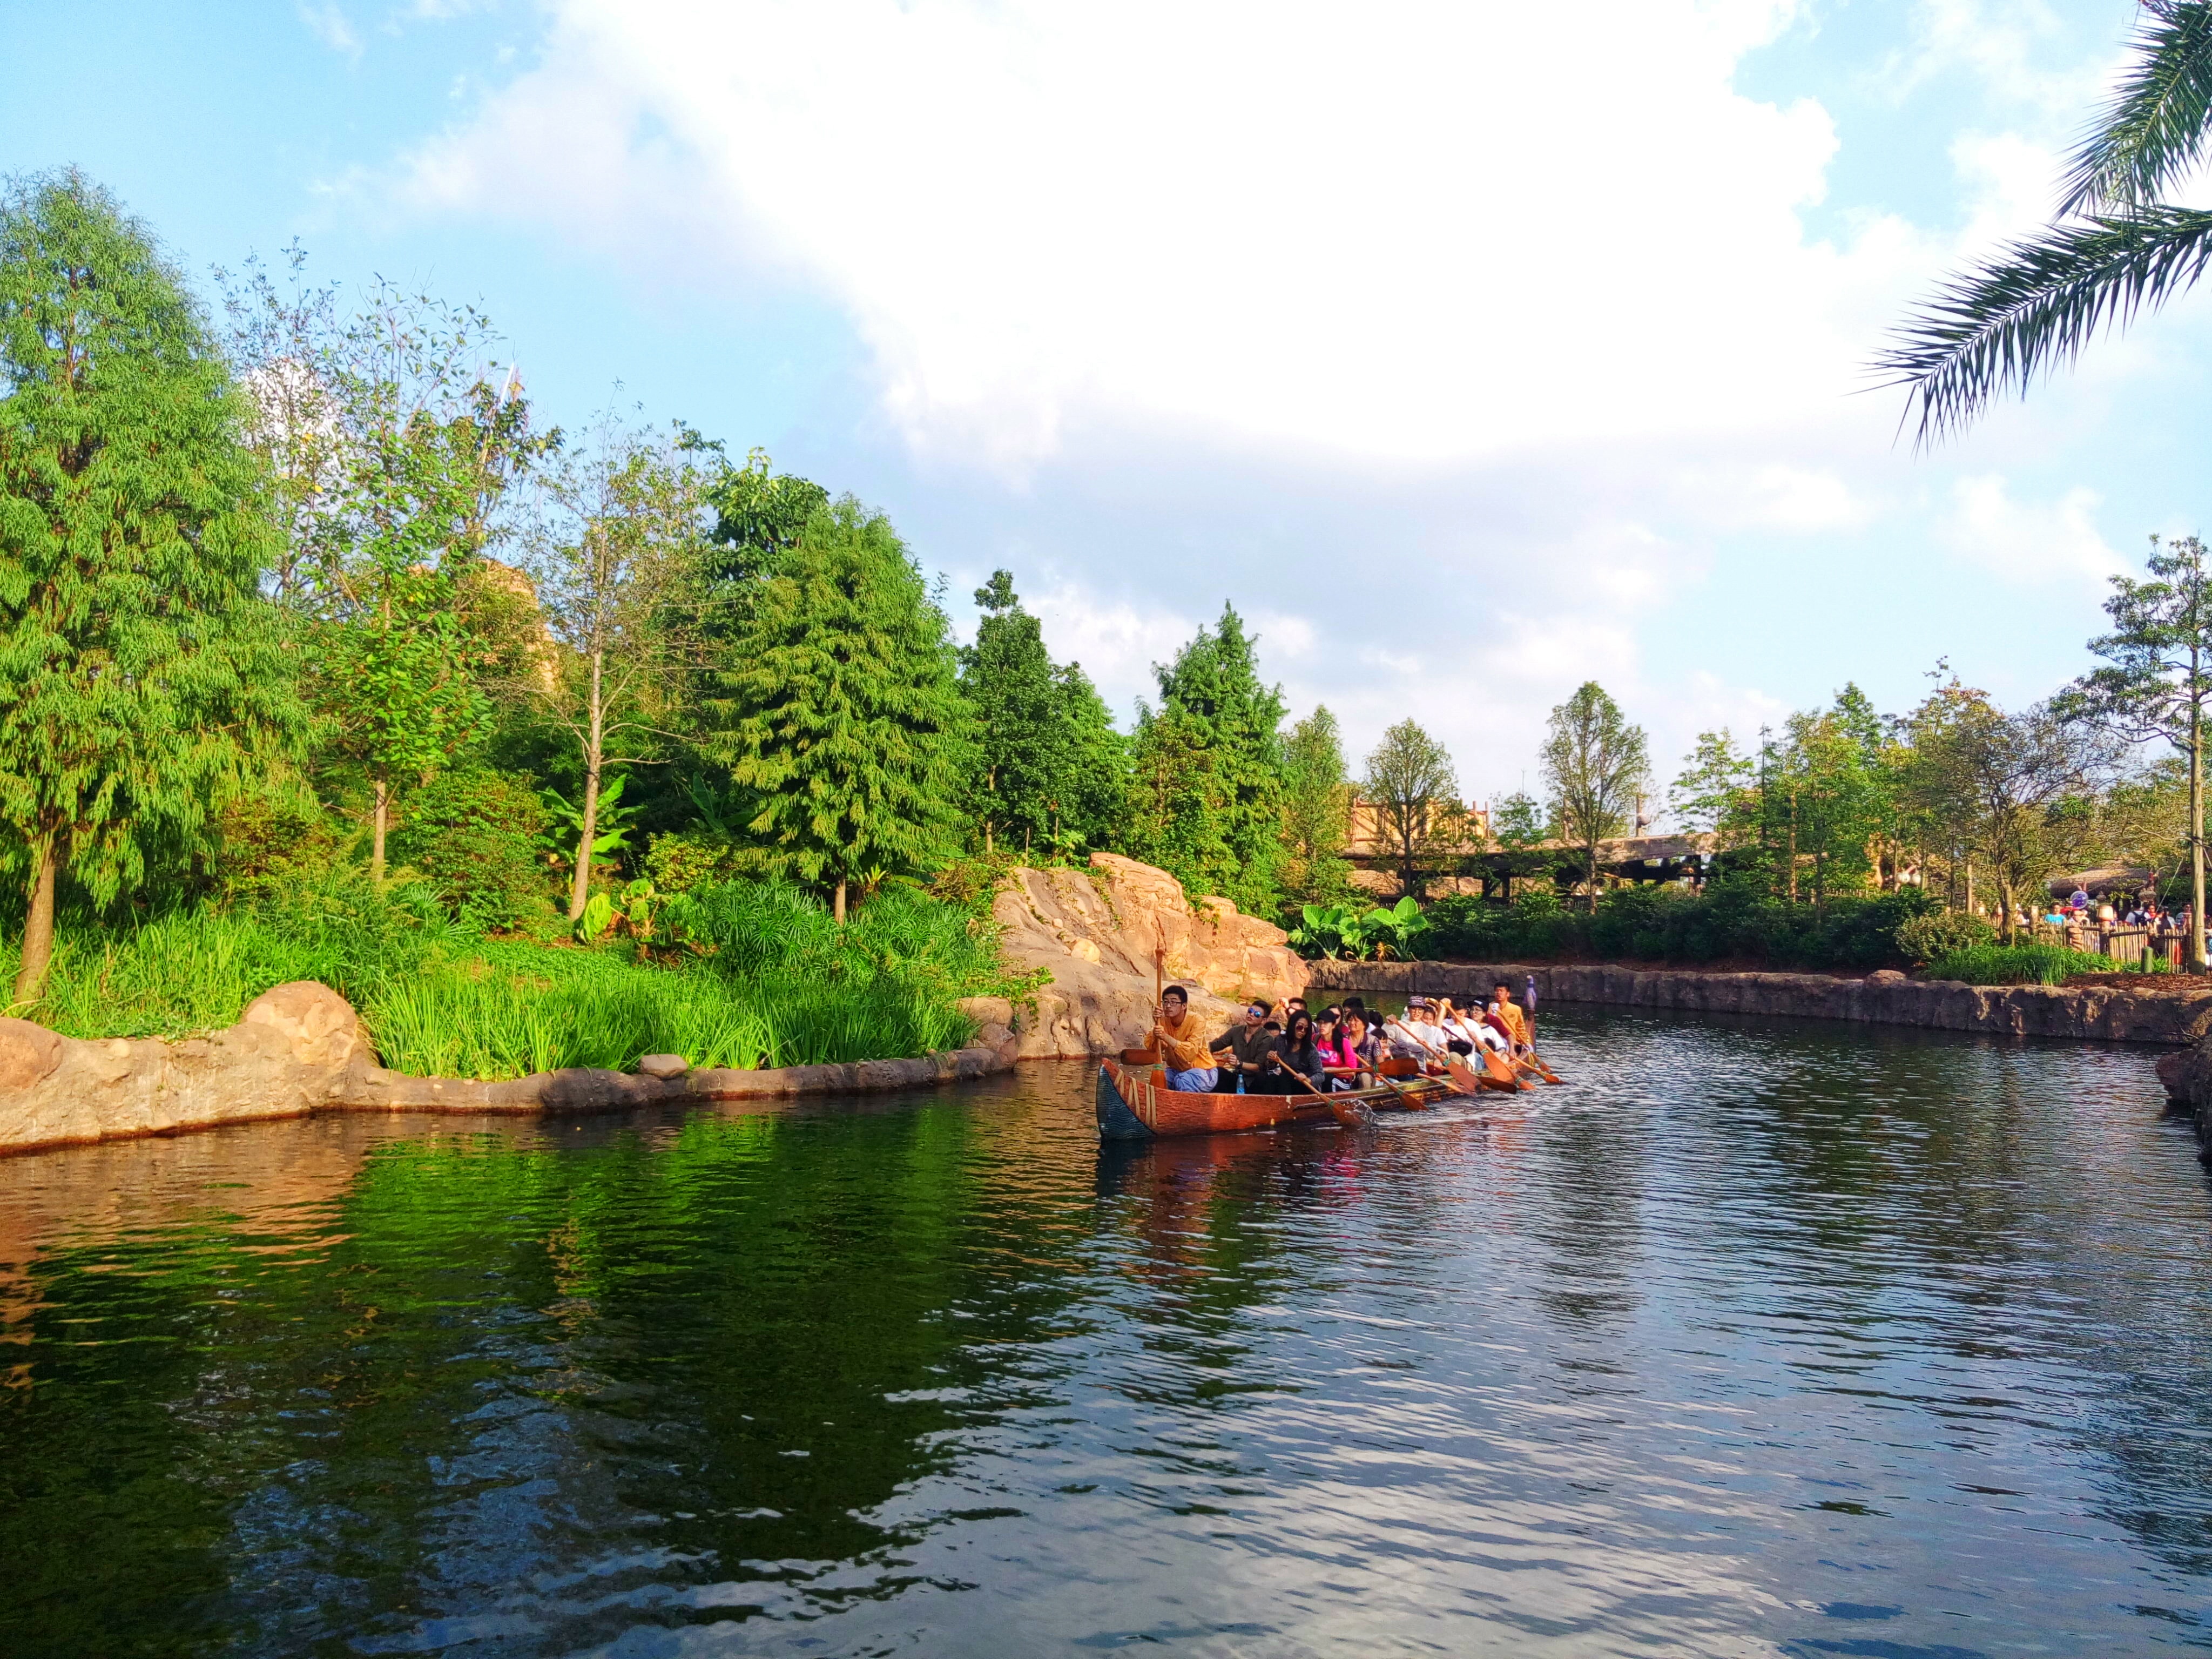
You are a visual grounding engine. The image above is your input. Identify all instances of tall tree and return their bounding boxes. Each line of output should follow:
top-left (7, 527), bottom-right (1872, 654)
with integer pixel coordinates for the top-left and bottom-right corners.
top-left (525, 414), bottom-right (707, 919)
top-left (1130, 604), bottom-right (1286, 908)
top-left (960, 570), bottom-right (1068, 859)
top-left (1669, 728), bottom-right (1754, 837)
top-left (707, 497), bottom-right (969, 921)
top-left (1280, 706), bottom-right (1353, 905)
top-left (222, 257), bottom-right (551, 875)
top-left (1879, 5), bottom-right (2212, 437)
top-left (1049, 659), bottom-right (1128, 857)
top-left (1540, 682), bottom-right (1649, 912)
top-left (2056, 533), bottom-right (2212, 967)
top-left (1363, 719), bottom-right (1460, 900)
top-left (1905, 692), bottom-right (2117, 943)
top-left (0, 170), bottom-right (308, 1000)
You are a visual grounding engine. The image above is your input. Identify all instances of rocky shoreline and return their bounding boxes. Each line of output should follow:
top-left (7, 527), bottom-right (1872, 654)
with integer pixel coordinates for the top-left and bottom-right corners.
top-left (0, 982), bottom-right (1020, 1158)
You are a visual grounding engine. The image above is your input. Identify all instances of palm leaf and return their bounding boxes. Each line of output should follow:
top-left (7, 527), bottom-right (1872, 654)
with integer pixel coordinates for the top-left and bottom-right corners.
top-left (1874, 206), bottom-right (2212, 441)
top-left (2060, 2), bottom-right (2212, 214)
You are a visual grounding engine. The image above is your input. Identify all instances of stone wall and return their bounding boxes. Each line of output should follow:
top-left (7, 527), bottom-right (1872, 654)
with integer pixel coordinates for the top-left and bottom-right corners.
top-left (0, 981), bottom-right (1020, 1159)
top-left (1305, 959), bottom-right (2212, 1046)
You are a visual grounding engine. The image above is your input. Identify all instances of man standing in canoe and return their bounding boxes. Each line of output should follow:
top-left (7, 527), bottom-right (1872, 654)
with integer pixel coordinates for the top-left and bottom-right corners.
top-left (1150, 985), bottom-right (1219, 1091)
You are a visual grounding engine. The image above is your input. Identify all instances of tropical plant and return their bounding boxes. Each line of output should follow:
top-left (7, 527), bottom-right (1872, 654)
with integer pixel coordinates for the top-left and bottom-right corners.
top-left (0, 169), bottom-right (311, 1001)
top-left (1879, 3), bottom-right (2212, 436)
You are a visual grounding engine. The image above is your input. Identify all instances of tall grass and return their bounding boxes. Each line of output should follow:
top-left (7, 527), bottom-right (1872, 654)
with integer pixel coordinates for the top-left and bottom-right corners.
top-left (1922, 943), bottom-right (2117, 986)
top-left (5, 873), bottom-right (1002, 1079)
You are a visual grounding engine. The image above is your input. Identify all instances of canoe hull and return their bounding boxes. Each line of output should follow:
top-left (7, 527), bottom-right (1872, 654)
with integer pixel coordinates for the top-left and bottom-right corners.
top-left (1094, 1058), bottom-right (1374, 1141)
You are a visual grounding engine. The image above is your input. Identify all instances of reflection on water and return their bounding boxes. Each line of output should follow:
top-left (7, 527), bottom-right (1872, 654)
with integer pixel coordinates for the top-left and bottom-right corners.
top-left (2, 1011), bottom-right (2209, 1657)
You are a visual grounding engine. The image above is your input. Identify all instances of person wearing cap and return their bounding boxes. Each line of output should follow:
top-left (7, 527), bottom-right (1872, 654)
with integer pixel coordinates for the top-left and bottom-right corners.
top-left (1210, 1001), bottom-right (1282, 1093)
top-left (1384, 998), bottom-right (1446, 1061)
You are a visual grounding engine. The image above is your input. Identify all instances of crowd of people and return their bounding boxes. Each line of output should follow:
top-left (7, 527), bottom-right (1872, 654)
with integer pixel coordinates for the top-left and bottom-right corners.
top-left (1144, 982), bottom-right (1537, 1094)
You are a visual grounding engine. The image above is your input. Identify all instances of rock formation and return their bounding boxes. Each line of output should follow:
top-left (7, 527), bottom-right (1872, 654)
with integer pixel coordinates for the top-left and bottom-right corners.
top-left (993, 853), bottom-right (1307, 1056)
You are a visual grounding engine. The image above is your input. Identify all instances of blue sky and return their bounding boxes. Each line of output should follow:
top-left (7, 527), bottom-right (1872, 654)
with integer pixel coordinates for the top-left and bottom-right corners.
top-left (6, 0), bottom-right (2204, 815)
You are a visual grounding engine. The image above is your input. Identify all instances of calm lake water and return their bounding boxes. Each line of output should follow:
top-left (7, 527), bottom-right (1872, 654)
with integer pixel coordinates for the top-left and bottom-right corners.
top-left (2, 1009), bottom-right (2210, 1658)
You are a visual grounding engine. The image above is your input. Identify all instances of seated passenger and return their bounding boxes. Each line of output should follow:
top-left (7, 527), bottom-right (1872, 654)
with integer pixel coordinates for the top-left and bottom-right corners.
top-left (1319, 1010), bottom-right (1381, 1089)
top-left (1210, 1001), bottom-right (1279, 1094)
top-left (1149, 986), bottom-right (1219, 1091)
top-left (1264, 1011), bottom-right (1328, 1094)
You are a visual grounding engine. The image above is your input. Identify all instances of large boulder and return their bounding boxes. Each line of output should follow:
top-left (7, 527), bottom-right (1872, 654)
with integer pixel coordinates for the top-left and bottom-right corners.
top-left (993, 853), bottom-right (1308, 1057)
top-left (0, 981), bottom-right (370, 1155)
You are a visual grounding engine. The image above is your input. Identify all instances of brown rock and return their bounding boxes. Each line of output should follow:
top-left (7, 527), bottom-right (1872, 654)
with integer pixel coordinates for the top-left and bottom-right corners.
top-left (992, 853), bottom-right (1307, 1057)
top-left (637, 1053), bottom-right (690, 1079)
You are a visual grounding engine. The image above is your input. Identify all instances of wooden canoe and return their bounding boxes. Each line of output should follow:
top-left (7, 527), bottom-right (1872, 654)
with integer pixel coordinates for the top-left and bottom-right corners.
top-left (1094, 1057), bottom-right (1453, 1141)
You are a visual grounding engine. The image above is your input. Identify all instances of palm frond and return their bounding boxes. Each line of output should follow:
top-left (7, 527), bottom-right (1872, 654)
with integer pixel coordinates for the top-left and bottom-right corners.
top-left (2061, 1), bottom-right (2212, 214)
top-left (1873, 206), bottom-right (2212, 443)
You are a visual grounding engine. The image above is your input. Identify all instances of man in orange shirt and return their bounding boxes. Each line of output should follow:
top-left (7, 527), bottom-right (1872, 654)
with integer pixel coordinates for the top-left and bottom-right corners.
top-left (1486, 980), bottom-right (1532, 1056)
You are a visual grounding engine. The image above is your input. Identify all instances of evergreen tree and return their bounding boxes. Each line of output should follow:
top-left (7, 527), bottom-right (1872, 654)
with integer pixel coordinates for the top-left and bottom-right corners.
top-left (1280, 706), bottom-right (1353, 905)
top-left (1128, 604), bottom-right (1286, 908)
top-left (1050, 660), bottom-right (1128, 855)
top-left (706, 498), bottom-right (969, 921)
top-left (0, 171), bottom-right (308, 999)
top-left (960, 570), bottom-right (1067, 858)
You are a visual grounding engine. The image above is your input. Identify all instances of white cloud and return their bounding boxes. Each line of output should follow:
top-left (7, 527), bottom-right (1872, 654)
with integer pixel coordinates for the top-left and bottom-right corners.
top-left (1939, 473), bottom-right (2126, 584)
top-left (387, 0), bottom-right (1930, 474)
top-left (299, 2), bottom-right (362, 56)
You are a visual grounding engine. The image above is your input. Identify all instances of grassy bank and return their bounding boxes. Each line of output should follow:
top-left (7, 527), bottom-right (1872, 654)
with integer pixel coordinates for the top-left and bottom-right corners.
top-left (0, 875), bottom-right (1024, 1080)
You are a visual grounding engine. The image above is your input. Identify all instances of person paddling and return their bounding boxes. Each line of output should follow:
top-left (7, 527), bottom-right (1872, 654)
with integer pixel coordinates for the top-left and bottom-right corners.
top-left (1487, 980), bottom-right (1532, 1060)
top-left (1149, 986), bottom-right (1219, 1091)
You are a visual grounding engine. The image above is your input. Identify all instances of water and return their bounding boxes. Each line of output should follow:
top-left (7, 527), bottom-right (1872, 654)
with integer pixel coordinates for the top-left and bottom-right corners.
top-left (2, 1008), bottom-right (2209, 1657)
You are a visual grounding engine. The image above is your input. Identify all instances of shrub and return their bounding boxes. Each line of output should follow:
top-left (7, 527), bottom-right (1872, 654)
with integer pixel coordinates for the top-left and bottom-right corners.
top-left (390, 770), bottom-right (550, 929)
top-left (643, 831), bottom-right (749, 894)
top-left (1897, 909), bottom-right (1995, 966)
top-left (1923, 943), bottom-right (2113, 986)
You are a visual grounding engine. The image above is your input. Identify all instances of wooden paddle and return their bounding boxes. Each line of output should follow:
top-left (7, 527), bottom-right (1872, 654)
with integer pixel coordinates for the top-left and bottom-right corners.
top-left (1282, 1060), bottom-right (1376, 1129)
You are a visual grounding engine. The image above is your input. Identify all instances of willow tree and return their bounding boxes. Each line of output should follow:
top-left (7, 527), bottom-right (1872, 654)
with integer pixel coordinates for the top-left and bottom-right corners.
top-left (0, 171), bottom-right (306, 1001)
top-left (708, 498), bottom-right (969, 921)
top-left (1540, 682), bottom-right (1648, 912)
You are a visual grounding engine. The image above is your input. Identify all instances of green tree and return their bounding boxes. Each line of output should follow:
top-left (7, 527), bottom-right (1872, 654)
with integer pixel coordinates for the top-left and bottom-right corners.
top-left (525, 414), bottom-right (707, 919)
top-left (699, 445), bottom-right (829, 614)
top-left (1670, 729), bottom-right (1754, 838)
top-left (2056, 534), bottom-right (2212, 968)
top-left (1904, 692), bottom-right (2117, 943)
top-left (1128, 604), bottom-right (1286, 909)
top-left (1279, 706), bottom-right (1353, 905)
top-left (1363, 718), bottom-right (1461, 900)
top-left (960, 570), bottom-right (1068, 859)
top-left (222, 258), bottom-right (552, 875)
top-left (1879, 5), bottom-right (2212, 436)
top-left (1049, 659), bottom-right (1128, 856)
top-left (0, 171), bottom-right (309, 1000)
top-left (706, 498), bottom-right (970, 921)
top-left (1540, 682), bottom-right (1649, 912)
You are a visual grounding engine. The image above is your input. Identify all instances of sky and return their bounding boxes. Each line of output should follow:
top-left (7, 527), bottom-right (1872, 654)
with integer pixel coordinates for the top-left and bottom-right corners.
top-left (6, 0), bottom-right (2209, 820)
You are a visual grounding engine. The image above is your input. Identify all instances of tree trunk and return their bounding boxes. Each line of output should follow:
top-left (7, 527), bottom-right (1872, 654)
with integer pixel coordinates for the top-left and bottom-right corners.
top-left (371, 776), bottom-right (389, 882)
top-left (1997, 877), bottom-right (2015, 946)
top-left (834, 878), bottom-right (847, 926)
top-left (1965, 854), bottom-right (1975, 919)
top-left (2191, 696), bottom-right (2206, 971)
top-left (1786, 794), bottom-right (1798, 902)
top-left (568, 652), bottom-right (605, 922)
top-left (11, 834), bottom-right (59, 1005)
top-left (1585, 843), bottom-right (1599, 913)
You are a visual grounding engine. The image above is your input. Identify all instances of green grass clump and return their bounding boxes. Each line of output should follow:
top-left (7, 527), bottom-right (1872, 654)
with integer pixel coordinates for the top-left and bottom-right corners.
top-left (1922, 943), bottom-right (2117, 986)
top-left (3, 873), bottom-right (1010, 1079)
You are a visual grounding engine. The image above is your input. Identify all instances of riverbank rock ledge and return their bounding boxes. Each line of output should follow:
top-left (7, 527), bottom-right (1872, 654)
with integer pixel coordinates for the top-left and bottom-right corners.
top-left (993, 853), bottom-right (1307, 1057)
top-left (1308, 959), bottom-right (2212, 1046)
top-left (0, 981), bottom-right (1020, 1158)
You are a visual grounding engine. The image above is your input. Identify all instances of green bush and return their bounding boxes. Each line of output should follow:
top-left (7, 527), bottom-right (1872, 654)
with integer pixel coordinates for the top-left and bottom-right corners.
top-left (1420, 880), bottom-right (1940, 971)
top-left (1897, 909), bottom-right (1995, 966)
top-left (391, 769), bottom-right (551, 929)
top-left (1923, 943), bottom-right (2114, 986)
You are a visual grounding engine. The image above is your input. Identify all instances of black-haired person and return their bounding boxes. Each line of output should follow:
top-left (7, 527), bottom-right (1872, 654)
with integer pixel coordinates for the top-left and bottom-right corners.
top-left (1150, 985), bottom-right (1219, 1091)
top-left (1265, 1010), bottom-right (1328, 1095)
top-left (1211, 1001), bottom-right (1280, 1094)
